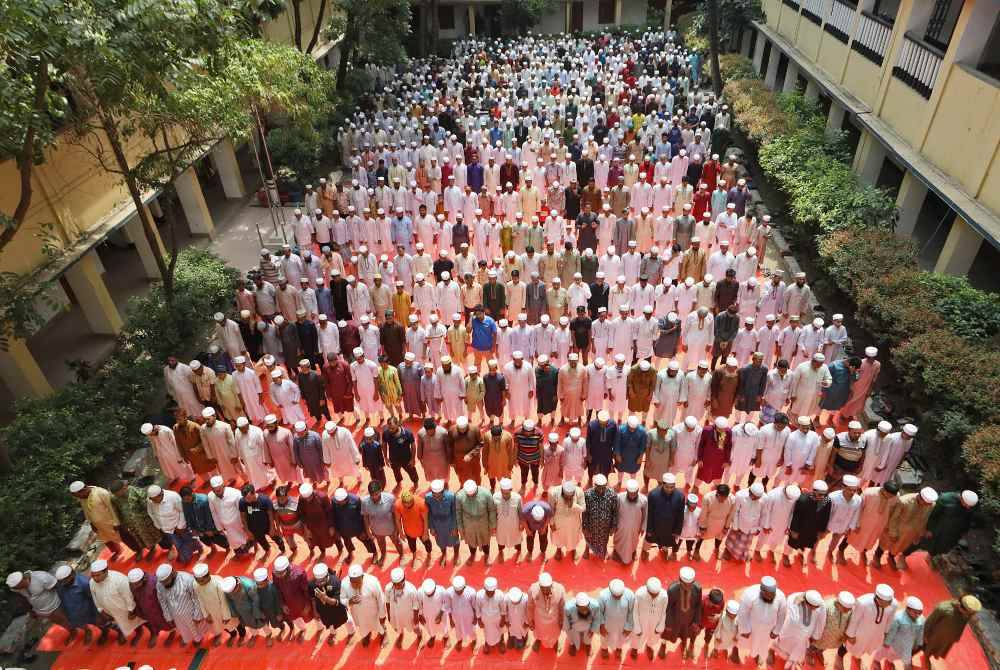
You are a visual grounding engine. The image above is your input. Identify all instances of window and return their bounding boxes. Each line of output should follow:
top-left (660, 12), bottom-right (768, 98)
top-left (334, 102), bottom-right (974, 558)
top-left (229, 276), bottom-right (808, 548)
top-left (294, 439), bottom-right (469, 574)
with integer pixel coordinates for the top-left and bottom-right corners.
top-left (438, 5), bottom-right (455, 30)
top-left (924, 0), bottom-right (965, 51)
top-left (978, 16), bottom-right (1000, 78)
top-left (872, 0), bottom-right (901, 24)
top-left (598, 0), bottom-right (615, 25)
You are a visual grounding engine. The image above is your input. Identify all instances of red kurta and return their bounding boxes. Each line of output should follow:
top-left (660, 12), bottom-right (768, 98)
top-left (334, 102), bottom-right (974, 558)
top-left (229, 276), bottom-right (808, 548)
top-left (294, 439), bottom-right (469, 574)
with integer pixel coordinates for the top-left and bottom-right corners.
top-left (298, 492), bottom-right (336, 549)
top-left (697, 426), bottom-right (733, 483)
top-left (322, 360), bottom-right (355, 412)
top-left (275, 565), bottom-right (314, 621)
top-left (701, 160), bottom-right (720, 191)
top-left (692, 189), bottom-right (712, 221)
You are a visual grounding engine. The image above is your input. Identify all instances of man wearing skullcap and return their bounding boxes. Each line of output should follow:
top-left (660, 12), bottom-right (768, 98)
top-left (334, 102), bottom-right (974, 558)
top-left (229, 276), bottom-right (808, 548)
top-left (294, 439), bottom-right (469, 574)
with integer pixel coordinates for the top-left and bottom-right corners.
top-left (599, 579), bottom-right (636, 659)
top-left (322, 352), bottom-right (357, 422)
top-left (199, 408), bottom-right (243, 481)
top-left (564, 590), bottom-right (604, 656)
top-left (207, 476), bottom-right (250, 555)
top-left (154, 565), bottom-right (205, 645)
top-left (456, 480), bottom-right (497, 562)
top-left (877, 596), bottom-right (924, 670)
top-left (837, 481), bottom-right (899, 565)
top-left (449, 416), bottom-right (484, 483)
top-left (362, 480), bottom-right (404, 565)
top-left (774, 590), bottom-right (826, 668)
top-left (875, 486), bottom-right (937, 570)
top-left (126, 567), bottom-right (173, 645)
top-left (88, 561), bottom-right (143, 643)
top-left (923, 594), bottom-right (981, 661)
top-left (845, 584), bottom-right (898, 665)
top-left (69, 481), bottom-right (124, 558)
top-left (341, 565), bottom-right (386, 646)
top-left (840, 346), bottom-right (881, 419)
top-left (915, 489), bottom-right (979, 557)
top-left (582, 474), bottom-right (619, 559)
top-left (180, 485), bottom-right (229, 553)
top-left (140, 423), bottom-right (196, 486)
top-left (736, 576), bottom-right (786, 666)
top-left (109, 479), bottom-right (162, 561)
top-left (351, 350), bottom-right (384, 422)
top-left (446, 576), bottom-right (477, 649)
top-left (53, 565), bottom-right (103, 644)
top-left (385, 568), bottom-right (421, 646)
top-left (664, 568), bottom-right (703, 659)
top-left (192, 564), bottom-right (236, 647)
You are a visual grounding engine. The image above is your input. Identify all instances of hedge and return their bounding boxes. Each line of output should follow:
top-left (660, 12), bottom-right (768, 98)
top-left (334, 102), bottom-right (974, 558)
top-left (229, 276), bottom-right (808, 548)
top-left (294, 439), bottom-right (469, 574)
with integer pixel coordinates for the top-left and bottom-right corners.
top-left (0, 248), bottom-right (238, 624)
top-left (720, 54), bottom-right (1000, 547)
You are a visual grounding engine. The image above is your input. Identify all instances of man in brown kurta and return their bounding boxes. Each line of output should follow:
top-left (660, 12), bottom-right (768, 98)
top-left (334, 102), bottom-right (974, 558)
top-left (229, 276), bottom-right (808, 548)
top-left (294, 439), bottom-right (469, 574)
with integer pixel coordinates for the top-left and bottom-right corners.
top-left (173, 408), bottom-right (215, 477)
top-left (448, 418), bottom-right (484, 484)
top-left (710, 359), bottom-right (740, 418)
top-left (626, 361), bottom-right (657, 417)
top-left (875, 488), bottom-right (937, 569)
top-left (481, 425), bottom-right (517, 488)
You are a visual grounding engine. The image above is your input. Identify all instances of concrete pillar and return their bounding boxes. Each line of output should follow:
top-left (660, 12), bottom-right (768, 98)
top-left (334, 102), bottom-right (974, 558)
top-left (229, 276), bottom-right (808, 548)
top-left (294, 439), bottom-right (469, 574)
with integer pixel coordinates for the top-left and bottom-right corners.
top-left (764, 48), bottom-right (781, 88)
top-left (934, 216), bottom-right (982, 276)
top-left (467, 5), bottom-right (475, 35)
top-left (614, 0), bottom-right (622, 25)
top-left (64, 250), bottom-right (123, 335)
top-left (124, 208), bottom-right (167, 280)
top-left (210, 138), bottom-right (245, 199)
top-left (894, 171), bottom-right (928, 238)
top-left (741, 29), bottom-right (753, 56)
top-left (827, 101), bottom-right (846, 133)
top-left (783, 61), bottom-right (800, 93)
top-left (148, 197), bottom-right (163, 218)
top-left (804, 79), bottom-right (819, 102)
top-left (753, 35), bottom-right (766, 74)
top-left (0, 338), bottom-right (52, 398)
top-left (853, 130), bottom-right (886, 185)
top-left (175, 166), bottom-right (215, 237)
top-left (663, 0), bottom-right (673, 29)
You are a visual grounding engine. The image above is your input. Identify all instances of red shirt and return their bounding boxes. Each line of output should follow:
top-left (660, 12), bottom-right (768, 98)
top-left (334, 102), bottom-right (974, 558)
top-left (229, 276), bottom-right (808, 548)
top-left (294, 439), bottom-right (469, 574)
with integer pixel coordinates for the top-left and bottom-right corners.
top-left (701, 596), bottom-right (725, 632)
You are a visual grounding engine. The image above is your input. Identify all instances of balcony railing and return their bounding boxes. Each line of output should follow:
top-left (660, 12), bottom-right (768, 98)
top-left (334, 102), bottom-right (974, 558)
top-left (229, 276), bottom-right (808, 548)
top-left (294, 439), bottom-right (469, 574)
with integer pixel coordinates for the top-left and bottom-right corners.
top-left (851, 11), bottom-right (893, 65)
top-left (801, 0), bottom-right (825, 24)
top-left (892, 33), bottom-right (944, 98)
top-left (824, 0), bottom-right (857, 43)
top-left (782, 0), bottom-right (800, 9)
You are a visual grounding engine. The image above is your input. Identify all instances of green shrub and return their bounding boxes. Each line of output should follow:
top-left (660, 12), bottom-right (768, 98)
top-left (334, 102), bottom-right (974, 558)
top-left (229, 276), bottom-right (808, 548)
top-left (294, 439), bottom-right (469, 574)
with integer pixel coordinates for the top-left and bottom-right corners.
top-left (719, 54), bottom-right (758, 83)
top-left (918, 274), bottom-right (1000, 341)
top-left (0, 248), bottom-right (237, 626)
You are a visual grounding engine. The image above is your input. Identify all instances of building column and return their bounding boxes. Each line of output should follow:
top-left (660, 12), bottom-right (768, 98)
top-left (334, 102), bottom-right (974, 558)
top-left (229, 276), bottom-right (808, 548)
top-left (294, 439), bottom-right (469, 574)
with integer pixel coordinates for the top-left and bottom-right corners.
top-left (894, 171), bottom-right (928, 238)
top-left (614, 0), bottom-right (622, 25)
top-left (804, 79), bottom-right (819, 102)
top-left (663, 0), bottom-right (672, 28)
top-left (124, 208), bottom-right (167, 280)
top-left (764, 48), bottom-right (781, 88)
top-left (783, 60), bottom-right (800, 93)
top-left (210, 138), bottom-right (245, 199)
top-left (0, 338), bottom-right (52, 398)
top-left (741, 29), bottom-right (753, 56)
top-left (853, 130), bottom-right (886, 185)
top-left (753, 35), bottom-right (766, 74)
top-left (934, 217), bottom-right (982, 276)
top-left (467, 5), bottom-right (476, 35)
top-left (148, 197), bottom-right (163, 218)
top-left (174, 166), bottom-right (215, 237)
top-left (827, 101), bottom-right (846, 133)
top-left (565, 1), bottom-right (572, 33)
top-left (64, 250), bottom-right (123, 335)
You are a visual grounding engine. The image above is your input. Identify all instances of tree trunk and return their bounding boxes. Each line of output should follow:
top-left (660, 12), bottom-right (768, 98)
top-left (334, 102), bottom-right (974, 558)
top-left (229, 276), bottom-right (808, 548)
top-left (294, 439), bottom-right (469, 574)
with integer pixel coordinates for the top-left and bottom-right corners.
top-left (708, 0), bottom-right (723, 97)
top-left (292, 0), bottom-right (304, 51)
top-left (305, 0), bottom-right (328, 54)
top-left (430, 0), bottom-right (441, 55)
top-left (663, 0), bottom-right (672, 30)
top-left (97, 109), bottom-right (174, 299)
top-left (336, 36), bottom-right (355, 91)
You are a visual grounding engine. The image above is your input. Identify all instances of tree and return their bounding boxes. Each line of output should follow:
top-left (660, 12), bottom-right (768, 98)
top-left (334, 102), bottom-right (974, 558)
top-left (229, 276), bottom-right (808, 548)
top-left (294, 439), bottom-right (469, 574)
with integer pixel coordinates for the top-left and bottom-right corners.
top-left (327, 0), bottom-right (411, 91)
top-left (500, 0), bottom-right (556, 35)
top-left (691, 0), bottom-right (763, 95)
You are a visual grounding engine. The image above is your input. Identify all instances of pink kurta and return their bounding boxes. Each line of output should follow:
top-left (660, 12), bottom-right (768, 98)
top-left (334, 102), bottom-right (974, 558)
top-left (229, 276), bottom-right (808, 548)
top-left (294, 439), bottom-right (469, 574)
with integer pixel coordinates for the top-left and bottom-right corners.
top-left (839, 359), bottom-right (880, 418)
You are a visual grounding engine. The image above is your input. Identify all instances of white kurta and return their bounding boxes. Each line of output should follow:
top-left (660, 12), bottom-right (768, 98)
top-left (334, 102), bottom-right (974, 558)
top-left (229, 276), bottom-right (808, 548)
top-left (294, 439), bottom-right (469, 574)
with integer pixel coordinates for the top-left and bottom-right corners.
top-left (494, 491), bottom-right (523, 547)
top-left (235, 425), bottom-right (274, 489)
top-left (549, 486), bottom-right (585, 549)
top-left (758, 488), bottom-right (797, 549)
top-left (613, 493), bottom-right (648, 563)
top-left (788, 362), bottom-right (831, 418)
top-left (323, 426), bottom-right (362, 478)
top-left (503, 362), bottom-right (536, 419)
top-left (476, 590), bottom-right (508, 645)
top-left (208, 486), bottom-right (248, 547)
top-left (90, 571), bottom-right (144, 636)
top-left (148, 426), bottom-right (195, 481)
top-left (164, 363), bottom-right (203, 417)
top-left (200, 421), bottom-right (242, 480)
top-left (845, 594), bottom-right (897, 656)
top-left (351, 359), bottom-right (383, 414)
top-left (232, 367), bottom-right (266, 422)
top-left (385, 582), bottom-right (421, 632)
top-left (418, 585), bottom-right (451, 637)
top-left (446, 586), bottom-right (478, 640)
top-left (633, 586), bottom-right (669, 651)
top-left (194, 576), bottom-right (235, 635)
top-left (737, 586), bottom-right (788, 660)
top-left (268, 379), bottom-right (306, 425)
top-left (681, 371), bottom-right (711, 419)
top-left (562, 437), bottom-right (588, 482)
top-left (775, 594), bottom-right (827, 663)
top-left (506, 596), bottom-right (529, 638)
top-left (341, 575), bottom-right (386, 638)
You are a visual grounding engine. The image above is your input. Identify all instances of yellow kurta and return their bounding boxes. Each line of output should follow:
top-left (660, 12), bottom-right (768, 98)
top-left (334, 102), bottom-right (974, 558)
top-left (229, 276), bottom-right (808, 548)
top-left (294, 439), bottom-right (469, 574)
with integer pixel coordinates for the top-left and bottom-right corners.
top-left (879, 492), bottom-right (934, 554)
top-left (195, 576), bottom-right (236, 635)
top-left (81, 486), bottom-right (122, 543)
top-left (391, 291), bottom-right (412, 324)
top-left (447, 325), bottom-right (468, 360)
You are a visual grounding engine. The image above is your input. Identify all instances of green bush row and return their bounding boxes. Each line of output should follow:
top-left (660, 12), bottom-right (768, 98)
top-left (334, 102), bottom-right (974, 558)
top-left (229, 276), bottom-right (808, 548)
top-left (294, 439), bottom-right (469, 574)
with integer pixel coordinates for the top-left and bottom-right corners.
top-left (0, 248), bottom-right (239, 622)
top-left (721, 54), bottom-right (1000, 548)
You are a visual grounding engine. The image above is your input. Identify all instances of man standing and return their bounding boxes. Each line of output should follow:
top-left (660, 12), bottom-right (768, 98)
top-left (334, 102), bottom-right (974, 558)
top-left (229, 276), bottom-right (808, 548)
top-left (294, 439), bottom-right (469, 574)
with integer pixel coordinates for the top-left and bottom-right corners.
top-left (844, 584), bottom-right (897, 669)
top-left (147, 484), bottom-right (201, 564)
top-left (664, 567), bottom-right (703, 660)
top-left (493, 478), bottom-right (523, 562)
top-left (207, 475), bottom-right (249, 556)
top-left (841, 482), bottom-right (899, 565)
top-left (826, 475), bottom-right (864, 564)
top-left (613, 479), bottom-right (647, 564)
top-left (341, 564), bottom-right (386, 647)
top-left (645, 473), bottom-right (685, 560)
top-left (384, 568), bottom-right (420, 647)
top-left (756, 484), bottom-right (800, 564)
top-left (599, 579), bottom-right (636, 660)
top-left (786, 480), bottom-right (832, 567)
top-left (271, 556), bottom-right (312, 642)
top-left (633, 577), bottom-right (669, 659)
top-left (582, 474), bottom-right (619, 559)
top-left (564, 591), bottom-right (603, 657)
top-left (69, 481), bottom-right (123, 559)
top-left (737, 576), bottom-right (787, 668)
top-left (154, 564), bottom-right (205, 646)
top-left (456, 479), bottom-right (497, 563)
top-left (446, 575), bottom-right (478, 650)
top-left (774, 590), bottom-right (826, 669)
top-left (362, 480), bottom-right (403, 565)
top-left (875, 486), bottom-right (937, 570)
top-left (88, 560), bottom-right (144, 645)
top-left (482, 424), bottom-right (517, 490)
top-left (923, 594), bottom-right (981, 663)
top-left (417, 578), bottom-right (451, 648)
top-left (527, 572), bottom-right (566, 651)
top-left (475, 576), bottom-right (507, 654)
top-left (725, 482), bottom-right (766, 562)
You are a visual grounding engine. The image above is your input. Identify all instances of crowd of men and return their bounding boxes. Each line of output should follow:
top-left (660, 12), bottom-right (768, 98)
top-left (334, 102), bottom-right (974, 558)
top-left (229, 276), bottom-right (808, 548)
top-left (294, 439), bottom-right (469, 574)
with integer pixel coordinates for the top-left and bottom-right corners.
top-left (4, 30), bottom-right (985, 669)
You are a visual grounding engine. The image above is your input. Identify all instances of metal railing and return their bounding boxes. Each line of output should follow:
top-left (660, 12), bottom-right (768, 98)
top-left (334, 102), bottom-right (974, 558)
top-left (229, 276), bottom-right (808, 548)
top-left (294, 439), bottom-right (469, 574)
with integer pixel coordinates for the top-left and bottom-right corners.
top-left (824, 0), bottom-right (857, 43)
top-left (892, 33), bottom-right (944, 98)
top-left (801, 0), bottom-right (825, 24)
top-left (851, 11), bottom-right (893, 65)
top-left (782, 0), bottom-right (801, 9)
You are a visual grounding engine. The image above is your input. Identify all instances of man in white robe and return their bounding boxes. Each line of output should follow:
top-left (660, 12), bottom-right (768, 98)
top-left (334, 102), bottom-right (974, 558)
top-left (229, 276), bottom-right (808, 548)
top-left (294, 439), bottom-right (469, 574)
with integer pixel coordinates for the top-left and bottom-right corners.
top-left (232, 357), bottom-right (266, 423)
top-left (199, 408), bottom-right (243, 481)
top-left (788, 354), bottom-right (832, 424)
top-left (549, 481), bottom-right (585, 560)
top-left (680, 361), bottom-right (712, 420)
top-left (775, 590), bottom-right (826, 668)
top-left (435, 357), bottom-right (466, 422)
top-left (192, 563), bottom-right (236, 645)
top-left (599, 579), bottom-right (635, 659)
top-left (612, 479), bottom-right (647, 564)
top-left (350, 348), bottom-right (384, 419)
top-left (737, 576), bottom-right (787, 667)
top-left (341, 564), bottom-right (386, 645)
top-left (476, 577), bottom-right (507, 653)
top-left (417, 578), bottom-right (450, 645)
top-left (653, 362), bottom-right (684, 425)
top-left (756, 484), bottom-right (800, 563)
top-left (493, 479), bottom-right (523, 561)
top-left (267, 371), bottom-right (306, 425)
top-left (89, 560), bottom-right (144, 642)
top-left (446, 575), bottom-right (477, 649)
top-left (845, 584), bottom-right (897, 669)
top-left (213, 313), bottom-right (247, 359)
top-left (503, 353), bottom-right (536, 422)
top-left (164, 357), bottom-right (203, 417)
top-left (384, 568), bottom-right (420, 645)
top-left (207, 476), bottom-right (249, 553)
top-left (781, 417), bottom-right (819, 484)
top-left (825, 474), bottom-right (863, 562)
top-left (322, 421), bottom-right (362, 485)
top-left (632, 577), bottom-right (669, 659)
top-left (234, 418), bottom-right (274, 490)
top-left (140, 423), bottom-right (195, 483)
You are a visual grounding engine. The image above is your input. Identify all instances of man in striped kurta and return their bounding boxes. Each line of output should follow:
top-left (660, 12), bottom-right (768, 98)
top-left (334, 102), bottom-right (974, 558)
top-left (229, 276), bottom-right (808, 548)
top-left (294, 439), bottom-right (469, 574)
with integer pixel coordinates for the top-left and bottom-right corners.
top-left (154, 565), bottom-right (206, 645)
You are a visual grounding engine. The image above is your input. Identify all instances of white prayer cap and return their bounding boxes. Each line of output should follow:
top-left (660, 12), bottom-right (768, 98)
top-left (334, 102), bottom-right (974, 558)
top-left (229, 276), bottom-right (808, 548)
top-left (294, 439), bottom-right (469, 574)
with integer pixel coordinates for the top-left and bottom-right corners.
top-left (609, 579), bottom-right (625, 596)
top-left (422, 578), bottom-right (437, 595)
top-left (813, 480), bottom-right (829, 493)
top-left (334, 487), bottom-right (348, 501)
top-left (626, 479), bottom-right (640, 493)
top-left (210, 475), bottom-right (225, 488)
top-left (272, 316), bottom-right (284, 326)
top-left (128, 568), bottom-right (146, 583)
top-left (714, 416), bottom-right (730, 430)
top-left (391, 568), bottom-right (405, 584)
top-left (155, 563), bottom-right (173, 581)
top-left (220, 576), bottom-right (238, 594)
top-left (234, 355), bottom-right (246, 364)
top-left (823, 427), bottom-right (836, 439)
top-left (537, 354), bottom-right (549, 364)
top-left (679, 567), bottom-right (696, 583)
top-left (878, 420), bottom-right (893, 433)
top-left (146, 485), bottom-right (162, 498)
top-left (270, 369), bottom-right (283, 380)
top-left (760, 575), bottom-right (777, 591)
top-left (698, 360), bottom-right (710, 369)
top-left (639, 359), bottom-right (651, 371)
top-left (561, 481), bottom-right (577, 495)
top-left (865, 346), bottom-right (878, 357)
top-left (484, 576), bottom-right (498, 591)
top-left (547, 432), bottom-right (560, 443)
top-left (236, 417), bottom-right (249, 428)
top-left (538, 572), bottom-right (554, 587)
top-left (463, 480), bottom-right (478, 495)
top-left (508, 586), bottom-right (524, 602)
top-left (687, 493), bottom-right (699, 505)
top-left (725, 356), bottom-right (738, 367)
top-left (352, 346), bottom-right (364, 357)
top-left (795, 271), bottom-right (807, 279)
top-left (726, 599), bottom-right (740, 614)
top-left (750, 482), bottom-right (765, 496)
top-left (253, 567), bottom-right (269, 583)
top-left (69, 480), bottom-right (85, 493)
top-left (513, 350), bottom-right (524, 359)
top-left (457, 416), bottom-right (469, 428)
top-left (202, 406), bottom-right (218, 419)
top-left (90, 559), bottom-right (108, 573)
top-left (263, 354), bottom-right (275, 365)
top-left (363, 427), bottom-right (375, 437)
top-left (903, 424), bottom-right (918, 436)
top-left (744, 423), bottom-right (759, 436)
top-left (785, 485), bottom-right (801, 499)
top-left (646, 577), bottom-right (662, 594)
top-left (190, 359), bottom-right (202, 370)
top-left (293, 420), bottom-right (308, 433)
top-left (906, 596), bottom-right (924, 611)
top-left (797, 416), bottom-right (812, 427)
top-left (841, 475), bottom-right (860, 489)
top-left (140, 422), bottom-right (154, 435)
top-left (838, 591), bottom-right (856, 608)
top-left (614, 353), bottom-right (626, 363)
top-left (661, 473), bottom-right (677, 485)
top-left (848, 420), bottom-right (863, 430)
top-left (875, 584), bottom-right (895, 601)
top-left (347, 564), bottom-right (364, 579)
top-left (430, 479), bottom-right (445, 493)
top-left (920, 487), bottom-right (938, 503)
top-left (192, 563), bottom-right (209, 578)
top-left (685, 277), bottom-right (695, 287)
top-left (523, 419), bottom-right (535, 430)
top-left (812, 318), bottom-right (824, 328)
top-left (575, 592), bottom-right (591, 606)
top-left (452, 575), bottom-right (466, 589)
top-left (299, 482), bottom-right (314, 497)
top-left (569, 427), bottom-right (581, 439)
top-left (627, 415), bottom-right (640, 428)
top-left (811, 353), bottom-right (825, 362)
top-left (962, 490), bottom-right (979, 506)
top-left (806, 590), bottom-right (824, 607)
top-left (593, 473), bottom-right (608, 486)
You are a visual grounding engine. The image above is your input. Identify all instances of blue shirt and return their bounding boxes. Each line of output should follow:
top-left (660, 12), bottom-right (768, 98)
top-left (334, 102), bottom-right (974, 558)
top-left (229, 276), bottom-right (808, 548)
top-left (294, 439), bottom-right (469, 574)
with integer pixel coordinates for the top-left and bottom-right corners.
top-left (470, 315), bottom-right (497, 351)
top-left (56, 574), bottom-right (98, 627)
top-left (391, 216), bottom-right (413, 249)
top-left (614, 425), bottom-right (648, 473)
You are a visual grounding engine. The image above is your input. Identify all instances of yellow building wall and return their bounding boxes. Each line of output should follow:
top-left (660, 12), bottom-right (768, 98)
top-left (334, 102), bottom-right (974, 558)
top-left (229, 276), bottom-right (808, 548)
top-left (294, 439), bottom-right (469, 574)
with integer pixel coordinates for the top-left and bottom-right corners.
top-left (878, 78), bottom-right (931, 150)
top-left (922, 65), bottom-right (1000, 202)
top-left (840, 51), bottom-right (882, 108)
top-left (776, 5), bottom-right (800, 43)
top-left (815, 33), bottom-right (849, 83)
top-left (763, 0), bottom-right (780, 30)
top-left (262, 0), bottom-right (331, 54)
top-left (979, 154), bottom-right (1000, 218)
top-left (796, 17), bottom-right (821, 62)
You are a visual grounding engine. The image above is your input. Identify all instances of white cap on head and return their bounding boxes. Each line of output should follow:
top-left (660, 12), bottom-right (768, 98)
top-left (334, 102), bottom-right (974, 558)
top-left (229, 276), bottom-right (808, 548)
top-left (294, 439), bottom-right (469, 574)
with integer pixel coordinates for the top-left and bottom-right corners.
top-left (253, 567), bottom-right (269, 583)
top-left (760, 575), bottom-right (777, 590)
top-left (312, 563), bottom-right (330, 579)
top-left (838, 591), bottom-right (856, 608)
top-left (878, 420), bottom-right (892, 433)
top-left (90, 559), bottom-right (108, 572)
top-left (823, 427), bottom-right (836, 439)
top-left (679, 567), bottom-right (696, 583)
top-left (842, 475), bottom-right (860, 488)
top-left (334, 487), bottom-right (348, 502)
top-left (193, 563), bottom-right (210, 578)
top-left (484, 576), bottom-right (498, 590)
top-left (626, 479), bottom-right (640, 493)
top-left (220, 576), bottom-right (238, 593)
top-left (903, 424), bottom-right (918, 436)
top-left (609, 579), bottom-right (625, 596)
top-left (463, 480), bottom-right (478, 495)
top-left (236, 416), bottom-right (249, 428)
top-left (391, 567), bottom-right (405, 584)
top-left (813, 480), bottom-right (829, 492)
top-left (744, 423), bottom-right (759, 436)
top-left (69, 480), bottom-right (86, 493)
top-left (962, 490), bottom-right (979, 506)
top-left (875, 584), bottom-right (895, 601)
top-left (54, 565), bottom-right (73, 580)
top-left (593, 473), bottom-right (608, 486)
top-left (806, 590), bottom-right (824, 606)
top-left (661, 472), bottom-right (677, 485)
top-left (920, 486), bottom-right (938, 503)
top-left (452, 575), bottom-right (466, 589)
top-left (155, 563), bottom-right (173, 581)
top-left (500, 477), bottom-right (513, 491)
top-left (146, 485), bottom-right (162, 498)
top-left (348, 564), bottom-right (364, 578)
top-left (687, 493), bottom-right (699, 504)
top-left (274, 556), bottom-right (290, 572)
top-left (140, 422), bottom-right (154, 435)
top-left (538, 572), bottom-right (553, 587)
top-left (684, 416), bottom-right (698, 429)
top-left (750, 482), bottom-right (765, 496)
top-left (646, 577), bottom-right (662, 594)
top-left (575, 592), bottom-right (591, 606)
top-left (431, 479), bottom-right (444, 493)
top-left (715, 416), bottom-right (729, 429)
top-left (210, 475), bottom-right (225, 488)
top-left (508, 586), bottom-right (523, 602)
top-left (422, 578), bottom-right (436, 595)
top-left (797, 416), bottom-right (812, 427)
top-left (726, 600), bottom-right (740, 614)
top-left (848, 420), bottom-right (863, 430)
top-left (906, 596), bottom-right (924, 611)
top-left (865, 346), bottom-right (878, 357)
top-left (299, 482), bottom-right (314, 497)
top-left (128, 568), bottom-right (146, 583)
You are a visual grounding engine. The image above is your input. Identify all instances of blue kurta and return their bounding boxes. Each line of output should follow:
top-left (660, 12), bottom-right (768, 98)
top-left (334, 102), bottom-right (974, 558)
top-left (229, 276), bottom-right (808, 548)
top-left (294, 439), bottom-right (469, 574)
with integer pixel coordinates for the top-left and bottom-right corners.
top-left (586, 419), bottom-right (618, 472)
top-left (820, 360), bottom-right (854, 411)
top-left (425, 491), bottom-right (460, 547)
top-left (56, 574), bottom-right (99, 627)
top-left (614, 426), bottom-right (648, 474)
